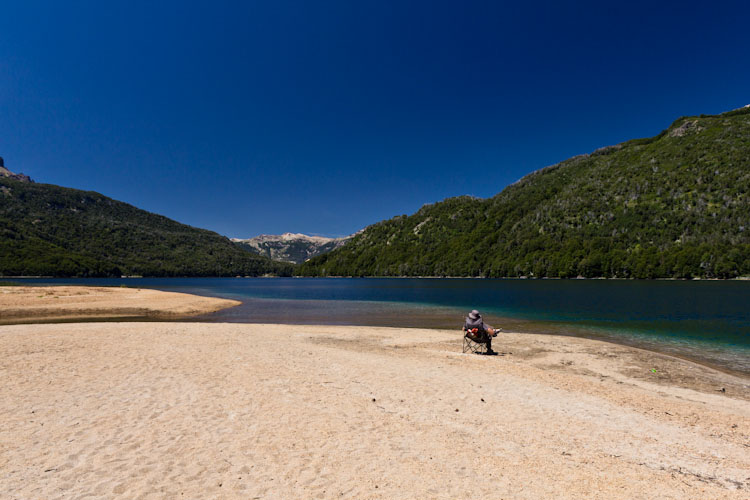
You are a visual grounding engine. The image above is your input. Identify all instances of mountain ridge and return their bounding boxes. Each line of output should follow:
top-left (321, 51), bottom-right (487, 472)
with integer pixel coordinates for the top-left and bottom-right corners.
top-left (233, 232), bottom-right (354, 264)
top-left (298, 107), bottom-right (750, 279)
top-left (0, 168), bottom-right (293, 277)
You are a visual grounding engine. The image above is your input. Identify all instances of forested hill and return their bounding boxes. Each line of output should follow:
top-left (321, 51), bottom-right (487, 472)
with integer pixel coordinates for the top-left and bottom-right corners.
top-left (299, 108), bottom-right (750, 279)
top-left (0, 177), bottom-right (293, 277)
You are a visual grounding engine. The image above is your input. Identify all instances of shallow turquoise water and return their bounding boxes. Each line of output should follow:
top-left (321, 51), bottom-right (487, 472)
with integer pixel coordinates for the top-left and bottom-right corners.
top-left (9, 277), bottom-right (750, 375)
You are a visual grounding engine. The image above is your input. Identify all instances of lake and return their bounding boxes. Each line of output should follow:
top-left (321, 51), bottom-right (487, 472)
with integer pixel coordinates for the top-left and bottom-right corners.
top-left (9, 277), bottom-right (750, 376)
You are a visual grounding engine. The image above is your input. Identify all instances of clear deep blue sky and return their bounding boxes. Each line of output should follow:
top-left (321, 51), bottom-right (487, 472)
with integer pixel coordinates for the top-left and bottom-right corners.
top-left (1, 1), bottom-right (748, 238)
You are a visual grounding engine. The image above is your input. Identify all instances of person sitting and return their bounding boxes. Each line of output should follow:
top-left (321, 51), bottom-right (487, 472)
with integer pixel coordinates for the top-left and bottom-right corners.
top-left (463, 309), bottom-right (497, 355)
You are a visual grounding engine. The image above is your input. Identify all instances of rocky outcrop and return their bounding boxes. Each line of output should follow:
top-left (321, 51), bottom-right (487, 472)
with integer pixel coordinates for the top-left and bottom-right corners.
top-left (669, 119), bottom-right (703, 138)
top-left (232, 232), bottom-right (355, 264)
top-left (0, 158), bottom-right (33, 183)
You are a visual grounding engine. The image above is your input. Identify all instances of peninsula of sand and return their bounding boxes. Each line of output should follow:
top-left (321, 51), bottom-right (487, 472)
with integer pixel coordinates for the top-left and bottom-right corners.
top-left (1, 286), bottom-right (748, 499)
top-left (0, 285), bottom-right (241, 323)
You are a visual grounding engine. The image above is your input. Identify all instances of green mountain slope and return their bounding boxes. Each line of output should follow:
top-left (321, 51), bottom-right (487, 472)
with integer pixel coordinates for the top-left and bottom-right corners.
top-left (299, 108), bottom-right (750, 279)
top-left (0, 178), bottom-right (293, 277)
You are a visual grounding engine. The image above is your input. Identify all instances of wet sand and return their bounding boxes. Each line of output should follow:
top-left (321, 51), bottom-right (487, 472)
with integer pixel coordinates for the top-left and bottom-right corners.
top-left (191, 293), bottom-right (750, 378)
top-left (0, 286), bottom-right (241, 323)
top-left (1, 322), bottom-right (748, 499)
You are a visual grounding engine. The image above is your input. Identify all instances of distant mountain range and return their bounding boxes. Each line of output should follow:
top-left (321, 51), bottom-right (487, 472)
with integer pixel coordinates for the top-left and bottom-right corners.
top-left (298, 107), bottom-right (750, 279)
top-left (0, 161), bottom-right (293, 277)
top-left (232, 233), bottom-right (353, 264)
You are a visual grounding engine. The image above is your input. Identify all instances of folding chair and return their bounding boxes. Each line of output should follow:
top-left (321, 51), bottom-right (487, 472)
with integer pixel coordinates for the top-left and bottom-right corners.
top-left (462, 329), bottom-right (489, 354)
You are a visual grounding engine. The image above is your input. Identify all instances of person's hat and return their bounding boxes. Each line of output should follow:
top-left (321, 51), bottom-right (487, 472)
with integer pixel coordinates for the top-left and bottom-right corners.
top-left (468, 310), bottom-right (480, 320)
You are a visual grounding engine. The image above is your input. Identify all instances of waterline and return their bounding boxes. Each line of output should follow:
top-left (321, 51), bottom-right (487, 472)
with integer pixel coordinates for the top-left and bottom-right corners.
top-left (8, 277), bottom-right (750, 376)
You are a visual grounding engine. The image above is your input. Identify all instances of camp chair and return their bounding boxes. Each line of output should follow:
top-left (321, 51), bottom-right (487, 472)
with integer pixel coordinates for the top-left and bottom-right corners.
top-left (462, 328), bottom-right (489, 354)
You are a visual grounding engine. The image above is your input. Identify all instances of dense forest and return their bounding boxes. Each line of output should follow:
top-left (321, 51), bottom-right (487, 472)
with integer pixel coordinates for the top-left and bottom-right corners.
top-left (0, 179), bottom-right (293, 277)
top-left (298, 108), bottom-right (750, 279)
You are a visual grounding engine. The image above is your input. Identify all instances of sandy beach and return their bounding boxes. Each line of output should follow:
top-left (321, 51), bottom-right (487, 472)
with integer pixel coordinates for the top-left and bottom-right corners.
top-left (0, 286), bottom-right (241, 323)
top-left (2, 314), bottom-right (749, 498)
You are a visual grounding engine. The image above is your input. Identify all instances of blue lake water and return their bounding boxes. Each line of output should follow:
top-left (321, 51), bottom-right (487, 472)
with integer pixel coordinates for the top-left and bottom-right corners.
top-left (8, 277), bottom-right (750, 376)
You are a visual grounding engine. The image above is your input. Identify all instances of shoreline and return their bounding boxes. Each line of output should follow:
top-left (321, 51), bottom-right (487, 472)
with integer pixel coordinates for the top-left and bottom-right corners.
top-left (2, 322), bottom-right (748, 498)
top-left (503, 322), bottom-right (750, 380)
top-left (6, 314), bottom-right (746, 380)
top-left (2, 283), bottom-right (747, 378)
top-left (195, 304), bottom-right (750, 379)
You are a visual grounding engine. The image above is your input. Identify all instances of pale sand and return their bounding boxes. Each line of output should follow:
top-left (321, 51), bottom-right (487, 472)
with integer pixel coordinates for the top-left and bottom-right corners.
top-left (1, 322), bottom-right (748, 499)
top-left (0, 286), bottom-right (241, 323)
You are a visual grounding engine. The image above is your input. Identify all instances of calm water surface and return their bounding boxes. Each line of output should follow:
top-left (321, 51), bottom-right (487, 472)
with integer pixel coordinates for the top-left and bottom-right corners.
top-left (10, 277), bottom-right (750, 376)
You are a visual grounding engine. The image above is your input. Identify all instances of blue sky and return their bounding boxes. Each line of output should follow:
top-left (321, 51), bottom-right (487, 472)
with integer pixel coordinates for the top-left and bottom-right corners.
top-left (1, 1), bottom-right (748, 237)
